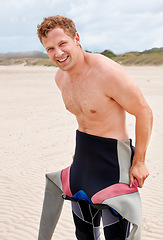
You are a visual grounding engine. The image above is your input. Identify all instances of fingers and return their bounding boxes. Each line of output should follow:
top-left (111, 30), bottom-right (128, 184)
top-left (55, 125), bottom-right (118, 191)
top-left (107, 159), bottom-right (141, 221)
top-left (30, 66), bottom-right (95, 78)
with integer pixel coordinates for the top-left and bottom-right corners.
top-left (129, 163), bottom-right (149, 188)
top-left (129, 174), bottom-right (134, 187)
top-left (138, 172), bottom-right (149, 188)
top-left (137, 179), bottom-right (144, 188)
top-left (130, 176), bottom-right (143, 188)
top-left (130, 172), bottom-right (149, 188)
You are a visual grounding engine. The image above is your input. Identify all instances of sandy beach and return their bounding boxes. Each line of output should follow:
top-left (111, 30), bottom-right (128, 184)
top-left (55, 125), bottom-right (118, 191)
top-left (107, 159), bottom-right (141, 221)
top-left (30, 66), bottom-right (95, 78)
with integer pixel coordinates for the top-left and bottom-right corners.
top-left (0, 65), bottom-right (162, 240)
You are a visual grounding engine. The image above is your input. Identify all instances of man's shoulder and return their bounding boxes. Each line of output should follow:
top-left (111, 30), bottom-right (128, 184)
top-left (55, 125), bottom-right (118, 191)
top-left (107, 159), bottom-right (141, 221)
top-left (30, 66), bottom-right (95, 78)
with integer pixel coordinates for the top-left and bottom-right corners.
top-left (88, 53), bottom-right (121, 72)
top-left (55, 68), bottom-right (64, 89)
top-left (55, 68), bottom-right (62, 79)
top-left (88, 53), bottom-right (124, 80)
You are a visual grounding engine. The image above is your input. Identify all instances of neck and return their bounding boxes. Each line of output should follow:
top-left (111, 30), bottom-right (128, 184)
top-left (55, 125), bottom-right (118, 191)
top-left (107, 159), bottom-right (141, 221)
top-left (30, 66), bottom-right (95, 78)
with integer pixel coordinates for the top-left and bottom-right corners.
top-left (67, 49), bottom-right (88, 79)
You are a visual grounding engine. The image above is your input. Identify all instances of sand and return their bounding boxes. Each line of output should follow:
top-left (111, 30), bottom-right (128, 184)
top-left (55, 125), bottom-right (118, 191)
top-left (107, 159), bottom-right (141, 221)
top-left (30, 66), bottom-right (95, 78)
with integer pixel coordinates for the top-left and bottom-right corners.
top-left (0, 65), bottom-right (162, 240)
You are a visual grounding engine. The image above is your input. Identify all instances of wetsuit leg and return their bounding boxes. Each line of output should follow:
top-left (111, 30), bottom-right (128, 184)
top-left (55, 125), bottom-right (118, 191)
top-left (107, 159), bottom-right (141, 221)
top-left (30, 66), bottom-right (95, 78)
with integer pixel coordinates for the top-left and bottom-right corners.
top-left (71, 201), bottom-right (101, 240)
top-left (102, 208), bottom-right (130, 240)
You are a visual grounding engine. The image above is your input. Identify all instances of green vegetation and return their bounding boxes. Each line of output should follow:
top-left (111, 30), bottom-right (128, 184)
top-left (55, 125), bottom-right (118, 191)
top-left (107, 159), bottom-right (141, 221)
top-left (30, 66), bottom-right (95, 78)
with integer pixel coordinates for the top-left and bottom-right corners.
top-left (0, 48), bottom-right (163, 66)
top-left (113, 52), bottom-right (163, 65)
top-left (0, 51), bottom-right (55, 67)
top-left (102, 48), bottom-right (163, 65)
top-left (101, 50), bottom-right (116, 58)
top-left (0, 57), bottom-right (54, 67)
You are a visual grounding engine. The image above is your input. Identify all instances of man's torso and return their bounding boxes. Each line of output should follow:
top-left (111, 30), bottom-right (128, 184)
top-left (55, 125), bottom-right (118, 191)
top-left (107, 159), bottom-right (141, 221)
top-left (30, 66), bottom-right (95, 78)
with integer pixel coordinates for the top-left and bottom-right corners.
top-left (56, 53), bottom-right (129, 140)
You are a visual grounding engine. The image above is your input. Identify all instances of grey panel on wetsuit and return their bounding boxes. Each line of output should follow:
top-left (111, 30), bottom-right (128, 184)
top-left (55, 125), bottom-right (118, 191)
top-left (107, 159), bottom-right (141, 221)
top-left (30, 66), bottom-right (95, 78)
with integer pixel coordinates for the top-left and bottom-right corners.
top-left (38, 172), bottom-right (64, 240)
top-left (46, 170), bottom-right (63, 191)
top-left (117, 140), bottom-right (132, 184)
top-left (103, 191), bottom-right (142, 240)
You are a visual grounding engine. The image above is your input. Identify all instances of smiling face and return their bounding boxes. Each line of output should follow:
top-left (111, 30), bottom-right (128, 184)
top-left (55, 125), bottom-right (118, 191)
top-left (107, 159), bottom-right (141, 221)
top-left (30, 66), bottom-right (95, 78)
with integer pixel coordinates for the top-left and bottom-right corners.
top-left (42, 28), bottom-right (81, 72)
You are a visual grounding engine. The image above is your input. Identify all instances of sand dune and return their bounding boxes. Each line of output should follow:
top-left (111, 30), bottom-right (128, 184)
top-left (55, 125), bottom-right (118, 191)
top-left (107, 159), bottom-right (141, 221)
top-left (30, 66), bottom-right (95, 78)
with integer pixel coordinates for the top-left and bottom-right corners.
top-left (0, 65), bottom-right (162, 239)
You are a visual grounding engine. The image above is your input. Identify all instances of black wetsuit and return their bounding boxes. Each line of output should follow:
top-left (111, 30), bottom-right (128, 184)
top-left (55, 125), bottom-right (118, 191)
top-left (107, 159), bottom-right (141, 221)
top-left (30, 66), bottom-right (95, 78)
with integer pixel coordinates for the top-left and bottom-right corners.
top-left (68, 130), bottom-right (134, 239)
top-left (38, 130), bottom-right (141, 240)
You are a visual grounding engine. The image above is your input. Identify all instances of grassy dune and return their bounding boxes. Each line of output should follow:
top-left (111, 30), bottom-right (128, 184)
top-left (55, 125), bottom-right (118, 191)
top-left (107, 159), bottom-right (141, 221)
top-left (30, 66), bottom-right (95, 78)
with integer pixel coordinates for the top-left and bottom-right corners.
top-left (102, 48), bottom-right (163, 65)
top-left (0, 58), bottom-right (54, 67)
top-left (0, 48), bottom-right (163, 66)
top-left (112, 52), bottom-right (163, 65)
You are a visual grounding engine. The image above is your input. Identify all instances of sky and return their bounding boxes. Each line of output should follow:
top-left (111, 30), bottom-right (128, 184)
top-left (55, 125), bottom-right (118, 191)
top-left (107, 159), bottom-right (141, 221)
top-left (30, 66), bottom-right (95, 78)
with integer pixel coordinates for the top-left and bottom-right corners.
top-left (0, 0), bottom-right (163, 54)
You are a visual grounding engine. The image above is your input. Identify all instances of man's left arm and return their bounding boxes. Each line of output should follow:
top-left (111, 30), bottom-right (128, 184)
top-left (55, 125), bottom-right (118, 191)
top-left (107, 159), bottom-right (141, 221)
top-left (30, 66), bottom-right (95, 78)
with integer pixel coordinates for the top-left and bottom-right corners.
top-left (129, 104), bottom-right (153, 188)
top-left (104, 63), bottom-right (153, 188)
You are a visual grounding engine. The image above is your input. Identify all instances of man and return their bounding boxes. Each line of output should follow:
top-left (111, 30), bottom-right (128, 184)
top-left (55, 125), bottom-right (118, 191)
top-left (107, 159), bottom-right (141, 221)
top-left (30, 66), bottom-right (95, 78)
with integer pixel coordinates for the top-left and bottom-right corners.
top-left (37, 15), bottom-right (153, 240)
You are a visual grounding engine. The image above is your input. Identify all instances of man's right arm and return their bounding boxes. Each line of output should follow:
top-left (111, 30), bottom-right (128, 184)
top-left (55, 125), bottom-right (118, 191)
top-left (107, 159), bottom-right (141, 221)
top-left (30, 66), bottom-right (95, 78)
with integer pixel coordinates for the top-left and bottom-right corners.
top-left (55, 69), bottom-right (62, 90)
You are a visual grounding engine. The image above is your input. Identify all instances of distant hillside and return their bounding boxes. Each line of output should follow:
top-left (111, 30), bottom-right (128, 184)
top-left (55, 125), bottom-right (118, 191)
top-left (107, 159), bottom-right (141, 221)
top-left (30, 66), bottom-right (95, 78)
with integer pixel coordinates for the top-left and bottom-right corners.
top-left (0, 51), bottom-right (48, 60)
top-left (0, 51), bottom-right (54, 66)
top-left (0, 48), bottom-right (163, 66)
top-left (142, 47), bottom-right (163, 54)
top-left (102, 48), bottom-right (163, 65)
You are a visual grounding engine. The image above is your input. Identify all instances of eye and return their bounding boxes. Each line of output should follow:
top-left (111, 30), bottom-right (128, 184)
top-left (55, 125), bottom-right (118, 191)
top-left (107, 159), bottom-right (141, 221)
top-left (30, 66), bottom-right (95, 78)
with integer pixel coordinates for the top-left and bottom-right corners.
top-left (59, 42), bottom-right (66, 46)
top-left (47, 47), bottom-right (53, 52)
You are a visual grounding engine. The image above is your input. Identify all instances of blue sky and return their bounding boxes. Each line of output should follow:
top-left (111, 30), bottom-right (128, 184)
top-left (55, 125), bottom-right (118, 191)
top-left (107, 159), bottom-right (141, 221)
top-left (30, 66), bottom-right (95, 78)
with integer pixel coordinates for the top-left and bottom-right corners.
top-left (0, 0), bottom-right (163, 54)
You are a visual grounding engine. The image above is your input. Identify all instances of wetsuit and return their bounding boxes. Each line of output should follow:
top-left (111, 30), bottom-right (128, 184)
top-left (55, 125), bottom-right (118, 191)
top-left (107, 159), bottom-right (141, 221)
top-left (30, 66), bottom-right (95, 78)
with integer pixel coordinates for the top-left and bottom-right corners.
top-left (38, 130), bottom-right (142, 240)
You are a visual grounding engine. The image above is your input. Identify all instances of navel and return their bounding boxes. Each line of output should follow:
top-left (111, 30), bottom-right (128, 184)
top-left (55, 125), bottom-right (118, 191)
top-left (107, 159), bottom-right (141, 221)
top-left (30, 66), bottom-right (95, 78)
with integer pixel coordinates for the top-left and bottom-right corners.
top-left (90, 109), bottom-right (96, 114)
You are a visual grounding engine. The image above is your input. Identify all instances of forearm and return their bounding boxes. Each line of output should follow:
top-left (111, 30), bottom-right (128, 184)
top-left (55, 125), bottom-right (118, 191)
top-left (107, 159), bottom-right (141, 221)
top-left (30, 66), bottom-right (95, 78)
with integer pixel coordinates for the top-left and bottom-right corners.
top-left (133, 107), bottom-right (153, 164)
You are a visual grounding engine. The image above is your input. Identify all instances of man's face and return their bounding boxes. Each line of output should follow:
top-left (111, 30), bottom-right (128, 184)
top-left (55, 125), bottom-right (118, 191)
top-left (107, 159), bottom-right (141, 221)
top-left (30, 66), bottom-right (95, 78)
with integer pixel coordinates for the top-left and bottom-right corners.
top-left (42, 28), bottom-right (80, 71)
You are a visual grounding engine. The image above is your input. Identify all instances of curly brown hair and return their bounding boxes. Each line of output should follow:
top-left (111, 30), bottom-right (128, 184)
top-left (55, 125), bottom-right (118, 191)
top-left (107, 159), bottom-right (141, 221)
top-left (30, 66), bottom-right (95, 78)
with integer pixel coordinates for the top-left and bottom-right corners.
top-left (37, 15), bottom-right (77, 44)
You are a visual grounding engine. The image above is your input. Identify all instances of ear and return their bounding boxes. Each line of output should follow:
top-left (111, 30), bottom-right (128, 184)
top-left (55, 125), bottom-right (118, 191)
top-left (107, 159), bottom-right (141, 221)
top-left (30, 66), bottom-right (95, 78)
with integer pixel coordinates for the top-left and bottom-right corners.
top-left (74, 32), bottom-right (80, 46)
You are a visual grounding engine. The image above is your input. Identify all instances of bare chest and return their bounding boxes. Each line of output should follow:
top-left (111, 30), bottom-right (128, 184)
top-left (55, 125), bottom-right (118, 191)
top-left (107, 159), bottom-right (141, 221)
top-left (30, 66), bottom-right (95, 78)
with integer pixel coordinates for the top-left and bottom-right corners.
top-left (61, 78), bottom-right (110, 116)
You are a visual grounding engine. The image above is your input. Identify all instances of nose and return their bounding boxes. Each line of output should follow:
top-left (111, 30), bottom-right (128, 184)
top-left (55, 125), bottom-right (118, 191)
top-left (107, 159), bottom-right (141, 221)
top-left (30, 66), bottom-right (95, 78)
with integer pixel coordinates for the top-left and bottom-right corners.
top-left (55, 47), bottom-right (64, 58)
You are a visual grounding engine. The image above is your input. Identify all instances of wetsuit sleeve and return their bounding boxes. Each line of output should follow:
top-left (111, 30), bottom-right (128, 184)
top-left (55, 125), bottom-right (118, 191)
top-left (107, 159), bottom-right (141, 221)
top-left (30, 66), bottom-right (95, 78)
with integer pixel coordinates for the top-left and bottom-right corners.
top-left (38, 176), bottom-right (64, 240)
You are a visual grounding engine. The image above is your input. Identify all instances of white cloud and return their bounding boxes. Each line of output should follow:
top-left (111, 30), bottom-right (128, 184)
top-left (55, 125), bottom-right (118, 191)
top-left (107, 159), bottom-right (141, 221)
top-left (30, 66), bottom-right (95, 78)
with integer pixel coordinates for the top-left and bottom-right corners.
top-left (0, 0), bottom-right (163, 53)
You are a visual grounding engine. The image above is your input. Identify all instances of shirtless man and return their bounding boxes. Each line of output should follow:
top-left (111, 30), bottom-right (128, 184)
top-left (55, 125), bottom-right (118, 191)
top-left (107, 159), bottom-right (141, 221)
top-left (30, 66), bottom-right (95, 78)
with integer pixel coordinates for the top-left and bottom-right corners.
top-left (37, 16), bottom-right (153, 240)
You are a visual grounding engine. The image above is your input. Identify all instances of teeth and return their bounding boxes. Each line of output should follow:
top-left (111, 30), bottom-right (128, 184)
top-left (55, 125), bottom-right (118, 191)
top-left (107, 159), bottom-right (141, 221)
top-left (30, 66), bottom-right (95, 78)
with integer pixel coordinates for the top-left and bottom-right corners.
top-left (58, 56), bottom-right (68, 63)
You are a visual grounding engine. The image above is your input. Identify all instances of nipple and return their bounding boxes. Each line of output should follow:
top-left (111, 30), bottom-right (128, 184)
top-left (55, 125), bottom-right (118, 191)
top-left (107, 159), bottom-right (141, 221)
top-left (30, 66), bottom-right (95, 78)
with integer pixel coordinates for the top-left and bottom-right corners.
top-left (90, 109), bottom-right (96, 114)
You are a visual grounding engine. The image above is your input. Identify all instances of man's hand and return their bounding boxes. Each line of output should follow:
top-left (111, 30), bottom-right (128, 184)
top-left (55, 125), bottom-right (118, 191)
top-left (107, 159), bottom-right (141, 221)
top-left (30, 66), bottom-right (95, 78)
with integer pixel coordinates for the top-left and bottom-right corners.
top-left (129, 161), bottom-right (149, 188)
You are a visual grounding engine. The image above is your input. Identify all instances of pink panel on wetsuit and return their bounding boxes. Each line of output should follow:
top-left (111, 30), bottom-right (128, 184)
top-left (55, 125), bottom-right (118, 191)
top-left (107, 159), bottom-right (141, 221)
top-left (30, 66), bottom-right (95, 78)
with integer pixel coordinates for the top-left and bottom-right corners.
top-left (91, 179), bottom-right (138, 204)
top-left (61, 166), bottom-right (73, 197)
